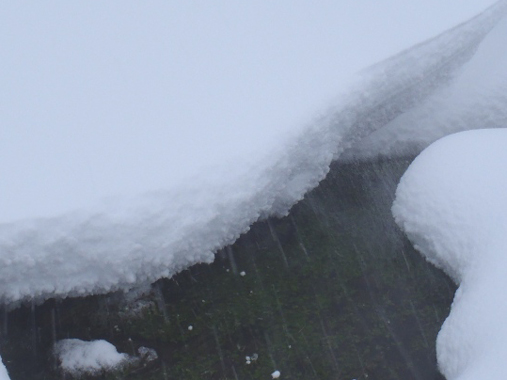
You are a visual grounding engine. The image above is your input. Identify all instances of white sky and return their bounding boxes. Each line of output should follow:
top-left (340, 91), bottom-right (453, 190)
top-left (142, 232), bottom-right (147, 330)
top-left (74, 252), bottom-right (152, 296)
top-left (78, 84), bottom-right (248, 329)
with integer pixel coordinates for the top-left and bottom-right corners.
top-left (0, 0), bottom-right (498, 222)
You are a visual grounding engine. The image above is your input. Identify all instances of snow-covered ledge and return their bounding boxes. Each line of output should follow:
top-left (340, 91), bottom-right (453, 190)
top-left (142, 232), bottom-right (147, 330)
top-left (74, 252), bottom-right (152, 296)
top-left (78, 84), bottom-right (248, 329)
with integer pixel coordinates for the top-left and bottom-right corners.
top-left (392, 129), bottom-right (507, 379)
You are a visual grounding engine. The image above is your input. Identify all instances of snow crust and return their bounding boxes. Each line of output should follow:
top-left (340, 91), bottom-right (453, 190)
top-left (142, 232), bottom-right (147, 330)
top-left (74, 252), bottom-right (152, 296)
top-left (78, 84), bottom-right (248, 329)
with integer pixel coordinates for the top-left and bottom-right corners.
top-left (0, 357), bottom-right (10, 380)
top-left (0, 2), bottom-right (506, 306)
top-left (54, 339), bottom-right (132, 375)
top-left (392, 129), bottom-right (507, 379)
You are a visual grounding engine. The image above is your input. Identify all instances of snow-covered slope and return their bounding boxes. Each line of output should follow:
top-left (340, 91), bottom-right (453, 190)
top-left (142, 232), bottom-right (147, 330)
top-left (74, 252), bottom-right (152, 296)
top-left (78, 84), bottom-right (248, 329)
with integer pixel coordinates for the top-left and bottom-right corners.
top-left (392, 129), bottom-right (507, 379)
top-left (3, 1), bottom-right (497, 223)
top-left (341, 7), bottom-right (507, 160)
top-left (1, 2), bottom-right (507, 305)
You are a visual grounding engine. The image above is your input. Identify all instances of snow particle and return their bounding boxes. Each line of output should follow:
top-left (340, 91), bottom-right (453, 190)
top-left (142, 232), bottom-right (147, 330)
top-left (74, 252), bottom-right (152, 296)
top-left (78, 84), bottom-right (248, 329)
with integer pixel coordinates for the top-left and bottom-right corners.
top-left (137, 346), bottom-right (158, 363)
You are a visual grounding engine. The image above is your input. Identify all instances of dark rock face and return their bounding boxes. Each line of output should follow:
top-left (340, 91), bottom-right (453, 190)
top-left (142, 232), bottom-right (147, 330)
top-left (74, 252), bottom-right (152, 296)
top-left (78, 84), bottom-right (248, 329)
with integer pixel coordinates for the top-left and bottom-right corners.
top-left (0, 157), bottom-right (454, 380)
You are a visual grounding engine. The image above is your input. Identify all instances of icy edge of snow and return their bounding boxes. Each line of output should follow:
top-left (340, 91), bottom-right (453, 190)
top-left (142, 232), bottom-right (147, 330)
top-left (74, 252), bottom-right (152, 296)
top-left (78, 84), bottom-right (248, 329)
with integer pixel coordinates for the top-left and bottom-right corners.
top-left (392, 129), bottom-right (507, 379)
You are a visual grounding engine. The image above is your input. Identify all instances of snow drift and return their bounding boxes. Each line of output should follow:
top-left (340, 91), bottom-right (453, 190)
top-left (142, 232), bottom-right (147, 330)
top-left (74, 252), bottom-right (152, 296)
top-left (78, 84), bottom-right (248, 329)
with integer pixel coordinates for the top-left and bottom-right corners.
top-left (1, 1), bottom-right (507, 305)
top-left (392, 129), bottom-right (507, 379)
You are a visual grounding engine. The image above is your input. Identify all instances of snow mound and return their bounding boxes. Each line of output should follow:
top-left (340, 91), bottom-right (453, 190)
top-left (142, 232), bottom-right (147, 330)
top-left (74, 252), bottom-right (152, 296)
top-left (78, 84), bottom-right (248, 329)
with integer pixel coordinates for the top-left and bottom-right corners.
top-left (392, 129), bottom-right (507, 379)
top-left (0, 2), bottom-right (506, 305)
top-left (54, 339), bottom-right (132, 376)
top-left (0, 357), bottom-right (10, 380)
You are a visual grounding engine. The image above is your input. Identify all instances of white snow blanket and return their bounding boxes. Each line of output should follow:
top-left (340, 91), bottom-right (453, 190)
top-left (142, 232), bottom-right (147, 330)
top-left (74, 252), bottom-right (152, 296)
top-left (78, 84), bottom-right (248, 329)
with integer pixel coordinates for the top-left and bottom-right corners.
top-left (0, 2), bottom-right (507, 306)
top-left (393, 129), bottom-right (507, 379)
top-left (54, 339), bottom-right (132, 375)
top-left (341, 2), bottom-right (507, 160)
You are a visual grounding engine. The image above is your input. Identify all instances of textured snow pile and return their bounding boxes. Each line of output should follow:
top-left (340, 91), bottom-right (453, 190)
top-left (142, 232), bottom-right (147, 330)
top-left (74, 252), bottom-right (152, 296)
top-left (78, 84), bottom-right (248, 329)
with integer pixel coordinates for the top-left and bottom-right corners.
top-left (0, 2), bottom-right (507, 305)
top-left (341, 1), bottom-right (507, 161)
top-left (392, 129), bottom-right (507, 379)
top-left (54, 339), bottom-right (132, 376)
top-left (0, 357), bottom-right (10, 380)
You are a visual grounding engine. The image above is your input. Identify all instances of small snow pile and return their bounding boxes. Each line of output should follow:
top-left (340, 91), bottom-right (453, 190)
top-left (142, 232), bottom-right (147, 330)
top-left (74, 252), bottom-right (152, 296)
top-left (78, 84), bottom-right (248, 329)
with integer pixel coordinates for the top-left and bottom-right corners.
top-left (392, 129), bottom-right (507, 379)
top-left (54, 339), bottom-right (132, 376)
top-left (0, 356), bottom-right (10, 380)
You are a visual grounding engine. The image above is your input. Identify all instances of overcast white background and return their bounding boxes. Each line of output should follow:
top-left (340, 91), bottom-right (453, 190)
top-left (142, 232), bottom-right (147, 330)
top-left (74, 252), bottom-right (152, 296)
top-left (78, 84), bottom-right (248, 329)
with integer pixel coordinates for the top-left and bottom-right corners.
top-left (0, 1), bottom-right (497, 222)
